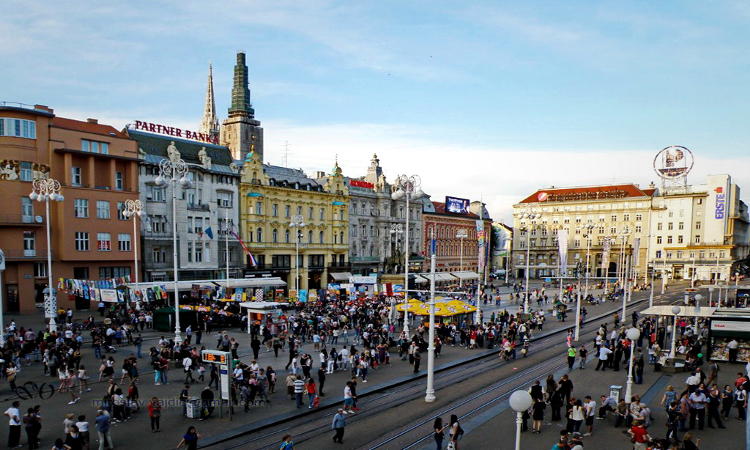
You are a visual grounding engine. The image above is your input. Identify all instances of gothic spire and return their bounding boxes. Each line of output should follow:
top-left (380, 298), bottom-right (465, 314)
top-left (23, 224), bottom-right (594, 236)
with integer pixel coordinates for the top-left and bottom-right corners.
top-left (228, 52), bottom-right (254, 117)
top-left (200, 64), bottom-right (220, 139)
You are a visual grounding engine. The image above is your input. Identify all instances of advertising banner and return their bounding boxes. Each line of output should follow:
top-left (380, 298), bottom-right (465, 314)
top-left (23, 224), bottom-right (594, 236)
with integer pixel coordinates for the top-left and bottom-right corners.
top-left (557, 229), bottom-right (569, 275)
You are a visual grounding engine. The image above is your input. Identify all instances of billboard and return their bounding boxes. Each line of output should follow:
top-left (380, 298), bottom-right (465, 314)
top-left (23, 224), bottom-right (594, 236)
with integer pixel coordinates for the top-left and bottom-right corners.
top-left (445, 196), bottom-right (470, 214)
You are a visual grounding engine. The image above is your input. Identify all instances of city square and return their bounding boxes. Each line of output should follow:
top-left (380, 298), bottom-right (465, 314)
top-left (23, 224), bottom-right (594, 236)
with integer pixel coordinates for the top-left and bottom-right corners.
top-left (2, 2), bottom-right (750, 450)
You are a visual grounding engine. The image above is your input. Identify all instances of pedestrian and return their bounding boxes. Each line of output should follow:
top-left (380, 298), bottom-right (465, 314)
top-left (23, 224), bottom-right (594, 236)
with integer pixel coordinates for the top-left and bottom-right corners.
top-left (318, 366), bottom-right (326, 397)
top-left (707, 388), bottom-right (725, 429)
top-left (628, 419), bottom-right (651, 450)
top-left (64, 424), bottom-right (85, 450)
top-left (532, 398), bottom-right (546, 433)
top-left (94, 409), bottom-right (113, 450)
top-left (148, 397), bottom-right (162, 432)
top-left (4, 400), bottom-right (22, 449)
top-left (567, 346), bottom-right (576, 371)
top-left (735, 384), bottom-right (747, 420)
top-left (23, 407), bottom-right (39, 450)
top-left (305, 378), bottom-right (318, 408)
top-left (448, 414), bottom-right (463, 449)
top-left (343, 381), bottom-right (355, 414)
top-left (294, 376), bottom-right (305, 408)
top-left (688, 388), bottom-right (707, 430)
top-left (568, 399), bottom-right (585, 433)
top-left (595, 345), bottom-right (612, 371)
top-left (279, 434), bottom-right (294, 450)
top-left (332, 409), bottom-right (346, 444)
top-left (75, 415), bottom-right (89, 450)
top-left (176, 426), bottom-right (201, 450)
top-left (681, 432), bottom-right (701, 450)
top-left (578, 345), bottom-right (587, 369)
top-left (413, 351), bottom-right (421, 373)
top-left (583, 395), bottom-right (596, 436)
top-left (433, 417), bottom-right (446, 450)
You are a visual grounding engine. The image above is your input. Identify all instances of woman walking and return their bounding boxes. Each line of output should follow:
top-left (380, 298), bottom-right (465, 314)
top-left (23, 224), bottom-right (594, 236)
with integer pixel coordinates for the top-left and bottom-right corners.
top-left (147, 397), bottom-right (161, 432)
top-left (448, 414), bottom-right (463, 449)
top-left (532, 398), bottom-right (546, 433)
top-left (176, 426), bottom-right (201, 450)
top-left (433, 417), bottom-right (446, 450)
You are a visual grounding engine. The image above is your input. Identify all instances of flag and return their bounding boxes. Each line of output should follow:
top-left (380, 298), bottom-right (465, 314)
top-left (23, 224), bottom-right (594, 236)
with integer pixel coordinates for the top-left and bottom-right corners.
top-left (230, 229), bottom-right (257, 266)
top-left (203, 227), bottom-right (214, 239)
top-left (557, 229), bottom-right (569, 275)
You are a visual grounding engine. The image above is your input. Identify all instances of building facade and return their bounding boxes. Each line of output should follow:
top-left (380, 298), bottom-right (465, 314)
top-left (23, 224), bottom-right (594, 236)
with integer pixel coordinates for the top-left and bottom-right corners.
top-left (491, 222), bottom-right (513, 276)
top-left (512, 184), bottom-right (655, 281)
top-left (336, 154), bottom-right (425, 276)
top-left (647, 174), bottom-right (750, 282)
top-left (240, 152), bottom-right (349, 292)
top-left (127, 129), bottom-right (243, 282)
top-left (422, 200), bottom-right (492, 275)
top-left (0, 103), bottom-right (139, 313)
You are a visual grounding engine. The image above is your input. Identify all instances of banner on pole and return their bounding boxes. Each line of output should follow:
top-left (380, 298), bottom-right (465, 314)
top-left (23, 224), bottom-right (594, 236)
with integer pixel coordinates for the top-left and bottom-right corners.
top-left (632, 237), bottom-right (641, 269)
top-left (602, 238), bottom-right (611, 274)
top-left (557, 229), bottom-right (569, 275)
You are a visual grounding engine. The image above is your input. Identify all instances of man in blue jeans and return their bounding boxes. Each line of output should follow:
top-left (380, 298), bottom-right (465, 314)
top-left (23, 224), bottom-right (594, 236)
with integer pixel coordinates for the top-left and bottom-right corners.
top-left (95, 409), bottom-right (113, 450)
top-left (332, 408), bottom-right (346, 443)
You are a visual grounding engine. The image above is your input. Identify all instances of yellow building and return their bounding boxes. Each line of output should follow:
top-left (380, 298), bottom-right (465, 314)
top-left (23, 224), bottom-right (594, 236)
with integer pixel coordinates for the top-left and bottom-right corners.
top-left (239, 150), bottom-right (349, 293)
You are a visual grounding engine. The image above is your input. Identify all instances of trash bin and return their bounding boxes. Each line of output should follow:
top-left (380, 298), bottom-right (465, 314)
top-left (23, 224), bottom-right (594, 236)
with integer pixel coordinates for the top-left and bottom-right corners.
top-left (609, 385), bottom-right (622, 401)
top-left (185, 398), bottom-right (201, 419)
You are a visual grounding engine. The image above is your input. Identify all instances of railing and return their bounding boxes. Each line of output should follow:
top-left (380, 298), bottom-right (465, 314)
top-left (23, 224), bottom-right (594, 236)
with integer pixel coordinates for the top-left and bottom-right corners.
top-left (0, 214), bottom-right (44, 225)
top-left (3, 249), bottom-right (51, 259)
top-left (187, 203), bottom-right (210, 211)
top-left (0, 101), bottom-right (45, 111)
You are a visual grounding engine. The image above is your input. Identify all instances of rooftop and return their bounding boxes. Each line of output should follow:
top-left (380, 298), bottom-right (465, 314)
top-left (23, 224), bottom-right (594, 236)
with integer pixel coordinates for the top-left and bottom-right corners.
top-left (518, 183), bottom-right (655, 204)
top-left (52, 117), bottom-right (129, 139)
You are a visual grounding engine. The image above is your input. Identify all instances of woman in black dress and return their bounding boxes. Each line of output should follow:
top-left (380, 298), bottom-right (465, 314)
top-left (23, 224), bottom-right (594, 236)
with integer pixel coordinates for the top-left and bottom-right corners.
top-left (532, 399), bottom-right (546, 433)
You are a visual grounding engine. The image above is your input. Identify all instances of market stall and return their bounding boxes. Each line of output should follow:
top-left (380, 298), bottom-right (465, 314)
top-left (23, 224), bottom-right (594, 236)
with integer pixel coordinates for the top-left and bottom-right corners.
top-left (708, 309), bottom-right (750, 363)
top-left (239, 301), bottom-right (290, 334)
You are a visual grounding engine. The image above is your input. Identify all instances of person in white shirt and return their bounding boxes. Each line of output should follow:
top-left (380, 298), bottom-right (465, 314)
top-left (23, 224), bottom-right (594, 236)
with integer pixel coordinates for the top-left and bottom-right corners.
top-left (595, 345), bottom-right (613, 371)
top-left (183, 356), bottom-right (194, 384)
top-left (583, 395), bottom-right (597, 436)
top-left (728, 339), bottom-right (740, 363)
top-left (4, 401), bottom-right (21, 447)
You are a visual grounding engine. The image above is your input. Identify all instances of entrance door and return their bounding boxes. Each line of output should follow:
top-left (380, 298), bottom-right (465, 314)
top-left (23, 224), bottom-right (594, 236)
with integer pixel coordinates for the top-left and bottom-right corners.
top-left (608, 262), bottom-right (617, 278)
top-left (517, 268), bottom-right (525, 278)
top-left (6, 284), bottom-right (19, 313)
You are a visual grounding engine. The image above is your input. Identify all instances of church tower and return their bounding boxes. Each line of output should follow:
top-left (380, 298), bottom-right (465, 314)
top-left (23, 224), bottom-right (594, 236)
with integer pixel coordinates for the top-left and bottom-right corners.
top-left (199, 64), bottom-right (219, 140)
top-left (220, 52), bottom-right (264, 162)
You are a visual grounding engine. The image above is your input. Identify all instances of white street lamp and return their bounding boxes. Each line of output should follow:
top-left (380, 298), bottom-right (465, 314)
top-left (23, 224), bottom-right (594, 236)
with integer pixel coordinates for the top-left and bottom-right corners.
top-left (670, 305), bottom-right (681, 359)
top-left (456, 230), bottom-right (468, 287)
top-left (510, 390), bottom-right (533, 450)
top-left (425, 228), bottom-right (437, 403)
top-left (391, 174), bottom-right (423, 336)
top-left (648, 262), bottom-right (655, 308)
top-left (122, 199), bottom-right (144, 308)
top-left (30, 178), bottom-right (64, 333)
top-left (624, 326), bottom-right (641, 405)
top-left (519, 210), bottom-right (541, 313)
top-left (289, 215), bottom-right (306, 295)
top-left (618, 226), bottom-right (631, 324)
top-left (693, 293), bottom-right (703, 327)
top-left (154, 157), bottom-right (191, 344)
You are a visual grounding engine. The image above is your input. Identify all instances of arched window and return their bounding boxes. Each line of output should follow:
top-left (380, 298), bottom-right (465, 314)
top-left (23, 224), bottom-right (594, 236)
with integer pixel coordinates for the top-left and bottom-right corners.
top-left (339, 231), bottom-right (344, 244)
top-left (272, 228), bottom-right (278, 243)
top-left (319, 231), bottom-right (324, 244)
top-left (285, 229), bottom-right (290, 243)
top-left (308, 230), bottom-right (313, 243)
top-left (256, 227), bottom-right (263, 243)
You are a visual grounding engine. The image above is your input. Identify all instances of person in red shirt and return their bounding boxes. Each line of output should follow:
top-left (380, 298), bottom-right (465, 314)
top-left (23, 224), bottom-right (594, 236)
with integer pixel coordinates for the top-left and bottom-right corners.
top-left (735, 372), bottom-right (748, 388)
top-left (628, 420), bottom-right (651, 450)
top-left (305, 378), bottom-right (317, 408)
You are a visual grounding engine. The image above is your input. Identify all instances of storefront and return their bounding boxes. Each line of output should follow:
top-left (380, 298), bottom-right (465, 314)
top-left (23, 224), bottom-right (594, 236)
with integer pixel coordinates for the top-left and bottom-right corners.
top-left (709, 312), bottom-right (750, 363)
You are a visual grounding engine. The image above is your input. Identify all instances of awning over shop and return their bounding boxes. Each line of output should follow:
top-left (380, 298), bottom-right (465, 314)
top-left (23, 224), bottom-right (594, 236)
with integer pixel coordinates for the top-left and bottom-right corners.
top-left (239, 301), bottom-right (290, 314)
top-left (413, 274), bottom-right (429, 284)
top-left (451, 271), bottom-right (480, 281)
top-left (641, 305), bottom-right (716, 318)
top-left (329, 272), bottom-right (352, 282)
top-left (126, 277), bottom-right (287, 292)
top-left (419, 272), bottom-right (456, 282)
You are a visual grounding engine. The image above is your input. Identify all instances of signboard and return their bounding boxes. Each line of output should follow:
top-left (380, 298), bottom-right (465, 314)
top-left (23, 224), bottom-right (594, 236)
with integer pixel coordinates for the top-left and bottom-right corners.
top-left (710, 320), bottom-right (750, 333)
top-left (201, 350), bottom-right (229, 365)
top-left (220, 365), bottom-right (230, 400)
top-left (445, 196), bottom-right (470, 214)
top-left (349, 180), bottom-right (374, 189)
top-left (653, 145), bottom-right (694, 180)
top-left (349, 275), bottom-right (377, 284)
top-left (130, 120), bottom-right (219, 145)
top-left (539, 190), bottom-right (628, 203)
top-left (0, 249), bottom-right (5, 271)
top-left (558, 229), bottom-right (569, 275)
top-left (100, 289), bottom-right (119, 303)
top-left (705, 174), bottom-right (731, 241)
top-left (298, 289), bottom-right (308, 303)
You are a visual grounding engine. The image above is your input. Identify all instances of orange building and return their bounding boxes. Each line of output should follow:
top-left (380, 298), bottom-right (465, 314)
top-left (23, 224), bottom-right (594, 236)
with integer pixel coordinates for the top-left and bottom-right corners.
top-left (0, 102), bottom-right (139, 313)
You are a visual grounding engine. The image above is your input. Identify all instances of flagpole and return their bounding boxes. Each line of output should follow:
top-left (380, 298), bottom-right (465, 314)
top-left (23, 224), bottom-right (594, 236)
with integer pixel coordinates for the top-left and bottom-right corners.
top-left (225, 208), bottom-right (230, 290)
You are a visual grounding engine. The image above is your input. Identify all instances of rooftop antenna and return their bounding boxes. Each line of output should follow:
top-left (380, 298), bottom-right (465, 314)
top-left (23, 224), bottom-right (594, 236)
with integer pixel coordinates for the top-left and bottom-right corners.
top-left (283, 141), bottom-right (290, 167)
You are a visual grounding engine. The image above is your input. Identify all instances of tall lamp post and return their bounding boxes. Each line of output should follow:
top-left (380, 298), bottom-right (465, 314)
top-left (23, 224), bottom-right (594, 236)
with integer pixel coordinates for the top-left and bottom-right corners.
top-left (519, 210), bottom-right (541, 313)
top-left (154, 158), bottom-right (191, 344)
top-left (122, 199), bottom-right (143, 307)
top-left (456, 230), bottom-right (467, 286)
top-left (425, 228), bottom-right (437, 403)
top-left (391, 174), bottom-right (424, 335)
top-left (510, 390), bottom-right (533, 450)
top-left (669, 305), bottom-right (681, 358)
top-left (618, 226), bottom-right (631, 323)
top-left (290, 215), bottom-right (306, 295)
top-left (30, 178), bottom-right (64, 332)
top-left (624, 326), bottom-right (641, 405)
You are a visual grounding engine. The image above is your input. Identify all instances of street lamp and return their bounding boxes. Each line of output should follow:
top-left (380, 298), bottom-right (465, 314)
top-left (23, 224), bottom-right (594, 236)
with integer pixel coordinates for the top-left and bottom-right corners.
top-left (624, 326), bottom-right (641, 405)
top-left (391, 174), bottom-right (424, 336)
top-left (154, 157), bottom-right (191, 344)
top-left (390, 223), bottom-right (403, 273)
top-left (519, 210), bottom-right (541, 313)
top-left (30, 177), bottom-right (64, 333)
top-left (509, 390), bottom-right (533, 450)
top-left (693, 293), bottom-right (704, 327)
top-left (289, 215), bottom-right (306, 295)
top-left (122, 199), bottom-right (144, 307)
top-left (618, 226), bottom-right (631, 323)
top-left (669, 305), bottom-right (681, 358)
top-left (456, 230), bottom-right (468, 286)
top-left (425, 228), bottom-right (437, 403)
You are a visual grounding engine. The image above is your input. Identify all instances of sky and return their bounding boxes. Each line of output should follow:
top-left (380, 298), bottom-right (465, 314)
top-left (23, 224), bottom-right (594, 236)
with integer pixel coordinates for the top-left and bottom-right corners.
top-left (3, 1), bottom-right (750, 222)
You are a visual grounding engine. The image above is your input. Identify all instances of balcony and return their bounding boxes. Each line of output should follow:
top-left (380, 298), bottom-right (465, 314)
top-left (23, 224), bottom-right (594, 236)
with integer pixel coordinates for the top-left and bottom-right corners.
top-left (3, 249), bottom-right (51, 260)
top-left (187, 203), bottom-right (210, 212)
top-left (327, 263), bottom-right (351, 271)
top-left (0, 214), bottom-right (44, 226)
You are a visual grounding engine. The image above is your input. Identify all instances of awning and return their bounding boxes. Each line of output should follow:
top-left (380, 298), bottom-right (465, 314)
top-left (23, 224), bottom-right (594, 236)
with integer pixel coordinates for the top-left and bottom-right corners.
top-left (420, 272), bottom-right (456, 282)
top-left (413, 274), bottom-right (429, 284)
top-left (329, 272), bottom-right (352, 282)
top-left (641, 305), bottom-right (716, 318)
top-left (451, 271), bottom-right (480, 281)
top-left (239, 301), bottom-right (289, 314)
top-left (126, 277), bottom-right (287, 291)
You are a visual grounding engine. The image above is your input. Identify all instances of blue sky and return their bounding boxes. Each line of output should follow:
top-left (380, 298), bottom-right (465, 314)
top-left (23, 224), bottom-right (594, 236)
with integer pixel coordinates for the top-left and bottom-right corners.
top-left (3, 1), bottom-right (749, 220)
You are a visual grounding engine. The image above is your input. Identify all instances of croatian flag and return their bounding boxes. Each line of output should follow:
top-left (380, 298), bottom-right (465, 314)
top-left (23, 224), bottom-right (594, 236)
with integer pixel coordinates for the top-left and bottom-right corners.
top-left (230, 229), bottom-right (258, 267)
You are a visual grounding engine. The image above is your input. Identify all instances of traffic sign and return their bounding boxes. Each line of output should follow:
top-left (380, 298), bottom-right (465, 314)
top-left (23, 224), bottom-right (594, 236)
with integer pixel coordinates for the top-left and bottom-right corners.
top-left (201, 350), bottom-right (229, 365)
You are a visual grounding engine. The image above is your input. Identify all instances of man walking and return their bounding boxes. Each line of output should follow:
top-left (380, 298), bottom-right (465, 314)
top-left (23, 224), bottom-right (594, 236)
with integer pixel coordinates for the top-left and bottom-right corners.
top-left (4, 400), bottom-right (21, 448)
top-left (332, 408), bottom-right (346, 444)
top-left (95, 409), bottom-right (113, 450)
top-left (567, 346), bottom-right (577, 371)
top-left (595, 345), bottom-right (612, 371)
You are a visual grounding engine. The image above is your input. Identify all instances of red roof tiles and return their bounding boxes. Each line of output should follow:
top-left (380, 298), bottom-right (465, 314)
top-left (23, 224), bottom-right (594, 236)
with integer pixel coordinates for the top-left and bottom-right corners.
top-left (519, 184), bottom-right (654, 204)
top-left (51, 117), bottom-right (129, 139)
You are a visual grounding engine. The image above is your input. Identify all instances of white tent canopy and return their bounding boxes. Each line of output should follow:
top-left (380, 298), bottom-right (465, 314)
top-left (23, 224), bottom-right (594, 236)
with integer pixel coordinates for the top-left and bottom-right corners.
top-left (419, 272), bottom-right (456, 282)
top-left (239, 301), bottom-right (289, 314)
top-left (641, 305), bottom-right (716, 318)
top-left (329, 272), bottom-right (352, 282)
top-left (126, 277), bottom-right (286, 292)
top-left (451, 271), bottom-right (479, 280)
top-left (413, 274), bottom-right (429, 284)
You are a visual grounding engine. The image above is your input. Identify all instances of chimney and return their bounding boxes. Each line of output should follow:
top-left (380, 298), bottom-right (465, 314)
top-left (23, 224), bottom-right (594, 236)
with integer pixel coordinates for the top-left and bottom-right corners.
top-left (87, 118), bottom-right (98, 124)
top-left (34, 104), bottom-right (53, 113)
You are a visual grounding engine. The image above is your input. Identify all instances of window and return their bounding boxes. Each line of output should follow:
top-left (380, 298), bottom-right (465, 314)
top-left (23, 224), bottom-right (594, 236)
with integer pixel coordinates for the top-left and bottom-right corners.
top-left (116, 202), bottom-right (127, 220)
top-left (320, 208), bottom-right (325, 220)
top-left (19, 162), bottom-right (32, 181)
top-left (657, 223), bottom-right (662, 231)
top-left (598, 226), bottom-right (605, 234)
top-left (677, 251), bottom-right (683, 259)
top-left (668, 211), bottom-right (673, 218)
top-left (194, 242), bottom-right (203, 262)
top-left (21, 197), bottom-right (33, 221)
top-left (700, 251), bottom-right (705, 259)
top-left (623, 214), bottom-right (630, 221)
top-left (285, 205), bottom-right (291, 218)
top-left (0, 118), bottom-right (36, 138)
top-left (99, 267), bottom-right (130, 279)
top-left (34, 262), bottom-right (47, 278)
top-left (96, 200), bottom-right (110, 219)
top-left (152, 247), bottom-right (166, 263)
top-left (678, 222), bottom-right (684, 230)
top-left (339, 231), bottom-right (344, 244)
top-left (148, 215), bottom-right (166, 233)
top-left (256, 227), bottom-right (263, 242)
top-left (668, 222), bottom-right (673, 231)
top-left (117, 233), bottom-right (131, 251)
top-left (611, 215), bottom-right (617, 222)
top-left (272, 228), bottom-right (278, 243)
top-left (635, 225), bottom-right (642, 233)
top-left (255, 201), bottom-right (263, 215)
top-left (81, 139), bottom-right (109, 154)
top-left (187, 242), bottom-right (193, 262)
top-left (574, 239), bottom-right (581, 247)
top-left (97, 233), bottom-right (111, 251)
top-left (308, 230), bottom-right (313, 243)
top-left (319, 230), bottom-right (324, 244)
top-left (678, 235), bottom-right (684, 244)
top-left (695, 221), bottom-right (701, 230)
top-left (667, 236), bottom-right (673, 244)
top-left (296, 206), bottom-right (302, 216)
top-left (271, 204), bottom-right (278, 217)
top-left (695, 235), bottom-right (701, 244)
top-left (193, 217), bottom-right (203, 234)
top-left (23, 231), bottom-right (35, 255)
top-left (697, 198), bottom-right (703, 205)
top-left (656, 236), bottom-right (662, 244)
top-left (75, 232), bottom-right (89, 251)
top-left (114, 172), bottom-right (123, 190)
top-left (218, 191), bottom-right (233, 208)
top-left (635, 214), bottom-right (642, 221)
top-left (285, 229), bottom-right (290, 243)
top-left (308, 207), bottom-right (313, 220)
top-left (71, 167), bottom-right (82, 186)
top-left (667, 252), bottom-right (673, 259)
top-left (655, 250), bottom-right (662, 258)
top-left (610, 227), bottom-right (617, 234)
top-left (187, 216), bottom-right (194, 234)
top-left (148, 185), bottom-right (165, 202)
top-left (74, 199), bottom-right (89, 218)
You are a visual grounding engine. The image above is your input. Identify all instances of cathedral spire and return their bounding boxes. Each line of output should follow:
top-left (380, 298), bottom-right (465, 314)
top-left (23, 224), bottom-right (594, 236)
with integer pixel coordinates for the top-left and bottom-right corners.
top-left (200, 64), bottom-right (220, 139)
top-left (228, 52), bottom-right (254, 118)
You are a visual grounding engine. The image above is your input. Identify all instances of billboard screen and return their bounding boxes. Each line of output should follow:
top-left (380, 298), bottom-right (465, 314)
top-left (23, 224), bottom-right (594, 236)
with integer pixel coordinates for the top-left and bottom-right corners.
top-left (445, 196), bottom-right (470, 214)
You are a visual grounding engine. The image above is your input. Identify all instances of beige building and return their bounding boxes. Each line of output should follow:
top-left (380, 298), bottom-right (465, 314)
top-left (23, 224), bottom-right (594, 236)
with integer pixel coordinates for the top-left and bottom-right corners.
top-left (512, 184), bottom-right (655, 281)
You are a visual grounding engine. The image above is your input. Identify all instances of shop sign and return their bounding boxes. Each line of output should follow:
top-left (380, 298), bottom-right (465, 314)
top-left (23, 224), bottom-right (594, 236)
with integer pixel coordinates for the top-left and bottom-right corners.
top-left (711, 320), bottom-right (750, 332)
top-left (349, 275), bottom-right (377, 284)
top-left (714, 187), bottom-right (726, 220)
top-left (349, 180), bottom-right (374, 189)
top-left (131, 120), bottom-right (219, 145)
top-left (100, 289), bottom-right (118, 303)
